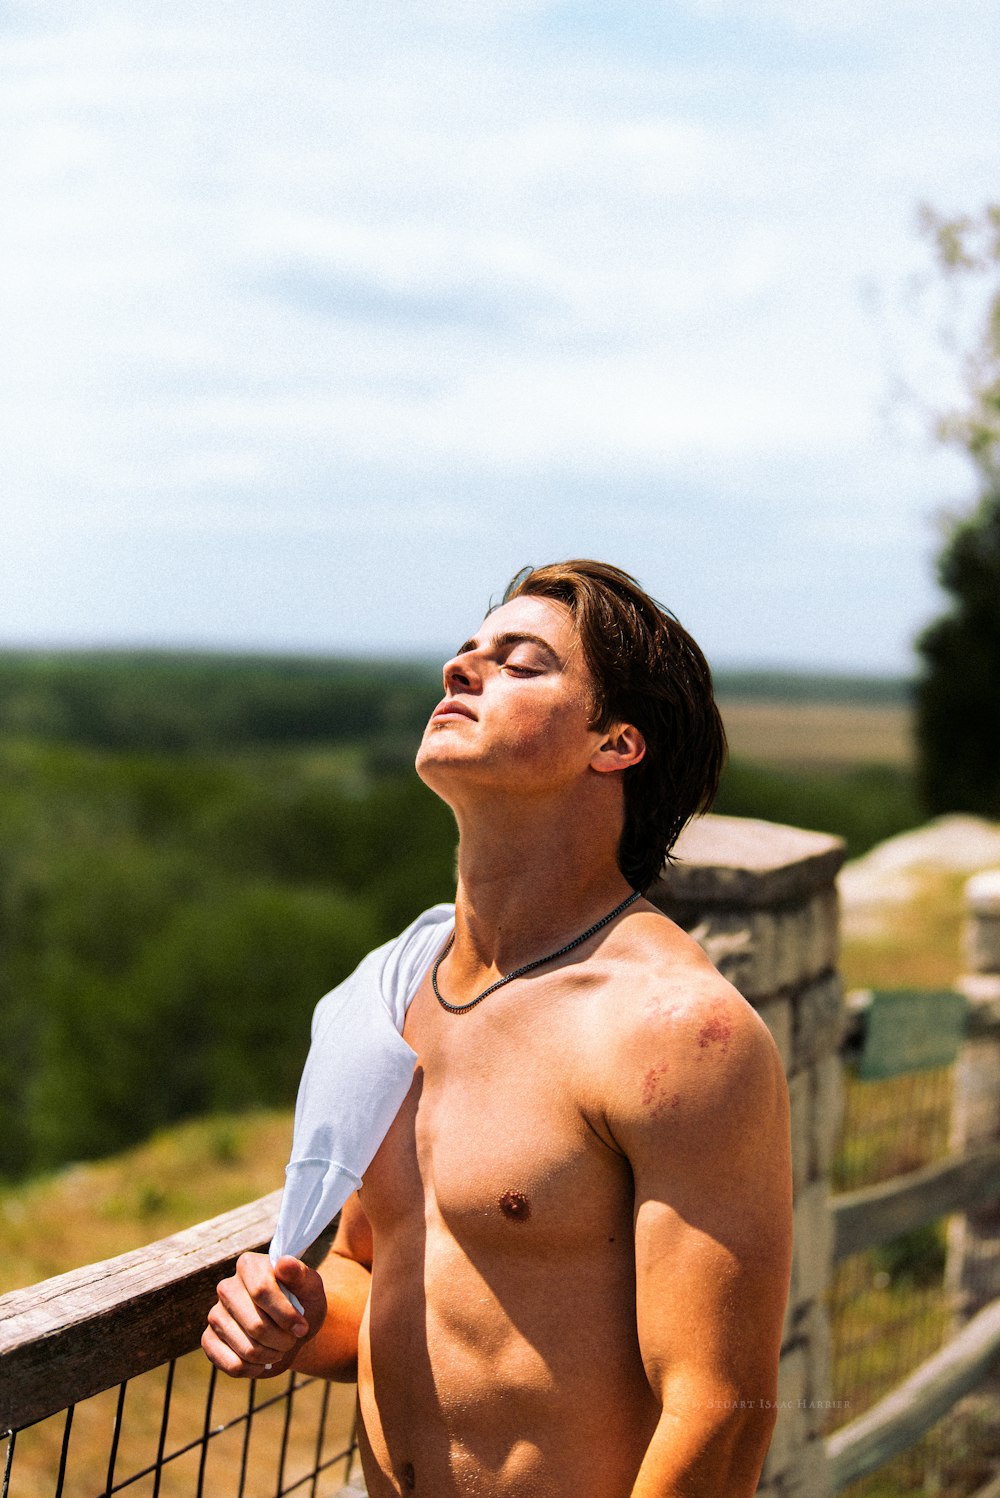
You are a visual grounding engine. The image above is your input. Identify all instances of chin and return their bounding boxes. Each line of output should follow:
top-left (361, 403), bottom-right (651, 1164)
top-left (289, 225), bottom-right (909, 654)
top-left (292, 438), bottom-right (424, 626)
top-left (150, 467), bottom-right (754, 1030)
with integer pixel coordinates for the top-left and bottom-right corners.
top-left (415, 740), bottom-right (477, 798)
top-left (414, 740), bottom-right (454, 784)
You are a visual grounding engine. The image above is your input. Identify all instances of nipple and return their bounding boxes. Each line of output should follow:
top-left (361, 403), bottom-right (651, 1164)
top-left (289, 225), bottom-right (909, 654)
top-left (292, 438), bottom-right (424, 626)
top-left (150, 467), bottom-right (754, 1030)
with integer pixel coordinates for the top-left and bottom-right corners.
top-left (498, 1189), bottom-right (531, 1222)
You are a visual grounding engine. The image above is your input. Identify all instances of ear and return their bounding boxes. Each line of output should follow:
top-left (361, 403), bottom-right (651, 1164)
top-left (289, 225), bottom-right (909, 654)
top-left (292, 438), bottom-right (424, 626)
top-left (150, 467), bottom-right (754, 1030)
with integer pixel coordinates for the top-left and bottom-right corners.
top-left (590, 722), bottom-right (646, 775)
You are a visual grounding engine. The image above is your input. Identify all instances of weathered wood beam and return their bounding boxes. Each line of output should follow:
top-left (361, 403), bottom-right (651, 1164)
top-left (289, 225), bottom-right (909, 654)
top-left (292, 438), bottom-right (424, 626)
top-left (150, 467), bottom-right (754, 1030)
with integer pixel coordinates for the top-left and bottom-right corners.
top-left (0, 1191), bottom-right (282, 1431)
top-left (833, 1142), bottom-right (1000, 1261)
top-left (826, 1295), bottom-right (1000, 1491)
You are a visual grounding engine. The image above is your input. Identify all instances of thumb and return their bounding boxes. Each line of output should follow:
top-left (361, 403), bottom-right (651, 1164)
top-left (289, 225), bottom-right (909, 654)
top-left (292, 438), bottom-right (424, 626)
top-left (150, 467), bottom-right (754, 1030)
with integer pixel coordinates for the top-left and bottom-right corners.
top-left (273, 1255), bottom-right (327, 1330)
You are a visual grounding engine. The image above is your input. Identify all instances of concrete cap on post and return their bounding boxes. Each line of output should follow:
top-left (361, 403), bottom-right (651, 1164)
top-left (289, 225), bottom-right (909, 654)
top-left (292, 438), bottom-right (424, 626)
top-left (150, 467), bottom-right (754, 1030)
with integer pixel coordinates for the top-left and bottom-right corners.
top-left (651, 814), bottom-right (846, 910)
top-left (966, 869), bottom-right (1000, 917)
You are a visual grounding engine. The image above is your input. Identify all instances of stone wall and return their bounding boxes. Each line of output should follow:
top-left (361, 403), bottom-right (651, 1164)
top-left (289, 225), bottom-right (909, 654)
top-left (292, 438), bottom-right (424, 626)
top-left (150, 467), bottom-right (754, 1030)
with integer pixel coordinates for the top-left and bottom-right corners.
top-left (651, 813), bottom-right (845, 1498)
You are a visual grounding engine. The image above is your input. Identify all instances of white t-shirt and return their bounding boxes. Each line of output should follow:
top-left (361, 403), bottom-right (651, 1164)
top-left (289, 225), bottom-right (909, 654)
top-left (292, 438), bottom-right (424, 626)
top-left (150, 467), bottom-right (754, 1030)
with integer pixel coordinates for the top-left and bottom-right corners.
top-left (269, 904), bottom-right (455, 1264)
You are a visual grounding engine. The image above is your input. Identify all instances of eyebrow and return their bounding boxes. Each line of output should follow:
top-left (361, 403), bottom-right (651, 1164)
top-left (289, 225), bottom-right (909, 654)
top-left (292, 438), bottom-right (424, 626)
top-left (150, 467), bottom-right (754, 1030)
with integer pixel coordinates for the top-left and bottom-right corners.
top-left (455, 630), bottom-right (563, 667)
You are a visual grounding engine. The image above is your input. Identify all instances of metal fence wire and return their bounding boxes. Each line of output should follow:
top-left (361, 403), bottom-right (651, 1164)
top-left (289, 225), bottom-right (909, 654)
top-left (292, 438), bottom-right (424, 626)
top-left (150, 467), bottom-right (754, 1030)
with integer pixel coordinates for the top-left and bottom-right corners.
top-left (828, 1018), bottom-right (1000, 1498)
top-left (1, 1350), bottom-right (359, 1498)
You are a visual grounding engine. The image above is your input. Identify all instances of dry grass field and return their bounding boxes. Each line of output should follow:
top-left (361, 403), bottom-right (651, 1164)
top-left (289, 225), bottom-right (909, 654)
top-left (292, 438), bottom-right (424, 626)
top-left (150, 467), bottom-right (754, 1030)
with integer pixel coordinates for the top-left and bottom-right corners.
top-left (717, 697), bottom-right (913, 769)
top-left (839, 868), bottom-right (968, 990)
top-left (0, 1113), bottom-right (294, 1296)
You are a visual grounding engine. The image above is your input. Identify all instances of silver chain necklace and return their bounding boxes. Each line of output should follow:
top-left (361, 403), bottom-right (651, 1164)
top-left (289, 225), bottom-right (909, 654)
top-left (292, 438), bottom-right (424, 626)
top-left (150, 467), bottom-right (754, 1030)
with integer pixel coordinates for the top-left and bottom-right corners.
top-left (432, 889), bottom-right (641, 1014)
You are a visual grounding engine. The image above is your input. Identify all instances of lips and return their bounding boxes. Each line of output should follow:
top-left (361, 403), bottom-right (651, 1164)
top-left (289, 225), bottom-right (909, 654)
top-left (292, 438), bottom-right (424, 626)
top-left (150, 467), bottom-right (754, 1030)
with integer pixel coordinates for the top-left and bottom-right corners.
top-left (431, 699), bottom-right (477, 722)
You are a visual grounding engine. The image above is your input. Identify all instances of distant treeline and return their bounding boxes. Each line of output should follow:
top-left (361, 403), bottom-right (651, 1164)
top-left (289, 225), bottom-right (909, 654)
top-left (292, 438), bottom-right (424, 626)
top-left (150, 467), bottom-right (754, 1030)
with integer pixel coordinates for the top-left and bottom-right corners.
top-left (715, 761), bottom-right (920, 859)
top-left (0, 651), bottom-right (922, 1182)
top-left (0, 651), bottom-right (912, 754)
top-left (0, 651), bottom-right (441, 759)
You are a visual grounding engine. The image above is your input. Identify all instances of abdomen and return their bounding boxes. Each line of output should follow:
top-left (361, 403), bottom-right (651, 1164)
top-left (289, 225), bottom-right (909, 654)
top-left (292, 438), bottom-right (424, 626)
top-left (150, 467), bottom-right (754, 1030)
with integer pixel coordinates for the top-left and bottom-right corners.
top-left (356, 1226), bottom-right (658, 1497)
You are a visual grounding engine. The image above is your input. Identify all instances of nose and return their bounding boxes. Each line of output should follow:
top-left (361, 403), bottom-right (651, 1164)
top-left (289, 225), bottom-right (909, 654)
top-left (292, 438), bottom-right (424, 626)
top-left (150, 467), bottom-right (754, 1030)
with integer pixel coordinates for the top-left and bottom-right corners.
top-left (442, 649), bottom-right (481, 694)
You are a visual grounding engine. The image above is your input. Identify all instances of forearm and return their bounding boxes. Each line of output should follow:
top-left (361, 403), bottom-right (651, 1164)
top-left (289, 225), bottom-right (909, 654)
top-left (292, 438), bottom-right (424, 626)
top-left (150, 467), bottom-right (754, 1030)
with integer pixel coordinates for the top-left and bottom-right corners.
top-left (630, 1404), bottom-right (774, 1498)
top-left (291, 1252), bottom-right (371, 1381)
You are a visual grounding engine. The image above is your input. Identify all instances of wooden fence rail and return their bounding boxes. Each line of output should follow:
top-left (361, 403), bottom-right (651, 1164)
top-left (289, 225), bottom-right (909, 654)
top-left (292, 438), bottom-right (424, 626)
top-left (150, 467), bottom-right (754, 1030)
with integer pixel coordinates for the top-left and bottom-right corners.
top-left (0, 1192), bottom-right (282, 1432)
top-left (832, 1141), bottom-right (1000, 1263)
top-left (1, 1194), bottom-right (356, 1498)
top-left (826, 1295), bottom-right (1000, 1491)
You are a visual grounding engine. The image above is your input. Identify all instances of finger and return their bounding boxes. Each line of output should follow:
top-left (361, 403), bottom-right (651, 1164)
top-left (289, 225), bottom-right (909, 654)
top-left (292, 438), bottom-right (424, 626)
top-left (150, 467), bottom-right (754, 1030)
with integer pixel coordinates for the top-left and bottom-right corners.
top-left (237, 1253), bottom-right (310, 1337)
top-left (216, 1276), bottom-right (300, 1354)
top-left (201, 1324), bottom-right (285, 1380)
top-left (273, 1256), bottom-right (328, 1332)
top-left (207, 1299), bottom-right (288, 1366)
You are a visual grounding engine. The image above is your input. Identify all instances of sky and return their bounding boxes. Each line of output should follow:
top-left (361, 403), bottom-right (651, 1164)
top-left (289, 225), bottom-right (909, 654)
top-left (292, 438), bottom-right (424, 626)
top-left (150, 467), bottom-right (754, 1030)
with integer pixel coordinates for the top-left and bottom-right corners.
top-left (1, 0), bottom-right (997, 672)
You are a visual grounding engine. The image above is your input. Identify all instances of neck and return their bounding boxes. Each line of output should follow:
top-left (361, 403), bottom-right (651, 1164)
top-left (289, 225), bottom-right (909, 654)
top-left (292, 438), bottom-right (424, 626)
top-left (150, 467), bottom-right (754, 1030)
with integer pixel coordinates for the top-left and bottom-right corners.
top-left (446, 785), bottom-right (634, 985)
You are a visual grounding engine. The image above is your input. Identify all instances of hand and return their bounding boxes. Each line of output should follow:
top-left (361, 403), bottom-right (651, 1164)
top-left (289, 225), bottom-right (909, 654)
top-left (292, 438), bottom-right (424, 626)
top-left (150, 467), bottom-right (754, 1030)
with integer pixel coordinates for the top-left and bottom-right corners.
top-left (202, 1252), bottom-right (328, 1379)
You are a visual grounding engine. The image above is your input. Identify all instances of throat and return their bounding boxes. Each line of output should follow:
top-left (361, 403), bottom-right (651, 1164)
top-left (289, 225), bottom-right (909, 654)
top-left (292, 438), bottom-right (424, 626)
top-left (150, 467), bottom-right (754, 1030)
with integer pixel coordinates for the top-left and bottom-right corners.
top-left (434, 889), bottom-right (640, 1015)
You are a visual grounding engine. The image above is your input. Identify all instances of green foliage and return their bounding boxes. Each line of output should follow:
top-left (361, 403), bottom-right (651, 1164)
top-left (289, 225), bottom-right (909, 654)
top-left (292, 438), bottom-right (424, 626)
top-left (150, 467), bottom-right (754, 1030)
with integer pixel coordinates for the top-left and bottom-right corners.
top-left (916, 489), bottom-right (1000, 814)
top-left (918, 202), bottom-right (1000, 486)
top-left (0, 652), bottom-right (440, 755)
top-left (0, 734), bottom-right (457, 1180)
top-left (873, 1221), bottom-right (947, 1290)
top-left (26, 882), bottom-right (382, 1170)
top-left (715, 759), bottom-right (921, 860)
top-left (915, 204), bottom-right (1000, 815)
top-left (191, 769), bottom-right (457, 927)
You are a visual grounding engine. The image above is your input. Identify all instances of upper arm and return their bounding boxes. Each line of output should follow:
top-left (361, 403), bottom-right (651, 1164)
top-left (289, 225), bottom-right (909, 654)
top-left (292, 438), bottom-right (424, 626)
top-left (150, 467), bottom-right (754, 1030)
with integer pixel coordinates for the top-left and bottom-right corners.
top-left (608, 979), bottom-right (792, 1412)
top-left (328, 1190), bottom-right (374, 1272)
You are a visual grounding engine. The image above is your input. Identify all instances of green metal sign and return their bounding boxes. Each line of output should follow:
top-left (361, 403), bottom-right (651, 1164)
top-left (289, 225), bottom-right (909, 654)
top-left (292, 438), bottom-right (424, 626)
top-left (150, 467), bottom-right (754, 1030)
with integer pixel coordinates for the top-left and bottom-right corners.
top-left (858, 988), bottom-right (968, 1080)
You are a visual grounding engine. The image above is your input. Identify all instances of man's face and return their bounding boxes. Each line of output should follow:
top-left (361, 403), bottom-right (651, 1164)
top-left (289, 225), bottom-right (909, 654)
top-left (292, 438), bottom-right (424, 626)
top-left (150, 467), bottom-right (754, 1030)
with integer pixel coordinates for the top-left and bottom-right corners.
top-left (415, 594), bottom-right (605, 801)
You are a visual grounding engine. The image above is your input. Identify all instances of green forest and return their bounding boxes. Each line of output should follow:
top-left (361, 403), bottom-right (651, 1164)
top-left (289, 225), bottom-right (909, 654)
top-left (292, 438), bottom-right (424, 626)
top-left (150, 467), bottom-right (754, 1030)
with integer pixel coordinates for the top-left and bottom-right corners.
top-left (0, 651), bottom-right (920, 1182)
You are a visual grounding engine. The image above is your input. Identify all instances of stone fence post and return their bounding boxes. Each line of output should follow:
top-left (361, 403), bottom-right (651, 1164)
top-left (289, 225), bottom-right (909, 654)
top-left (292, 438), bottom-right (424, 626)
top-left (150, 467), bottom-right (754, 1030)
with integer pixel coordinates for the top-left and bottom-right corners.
top-left (651, 813), bottom-right (846, 1498)
top-left (948, 870), bottom-right (1000, 1316)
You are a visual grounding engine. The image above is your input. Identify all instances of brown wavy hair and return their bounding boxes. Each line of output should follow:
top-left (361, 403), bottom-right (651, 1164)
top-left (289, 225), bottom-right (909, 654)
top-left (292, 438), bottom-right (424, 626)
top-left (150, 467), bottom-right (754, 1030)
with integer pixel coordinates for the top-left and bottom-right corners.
top-left (503, 560), bottom-right (727, 892)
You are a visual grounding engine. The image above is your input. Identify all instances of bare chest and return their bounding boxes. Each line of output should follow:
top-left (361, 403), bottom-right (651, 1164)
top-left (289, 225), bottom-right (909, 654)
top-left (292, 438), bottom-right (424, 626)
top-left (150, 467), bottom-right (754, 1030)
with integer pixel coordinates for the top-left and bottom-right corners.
top-left (360, 973), bottom-right (631, 1254)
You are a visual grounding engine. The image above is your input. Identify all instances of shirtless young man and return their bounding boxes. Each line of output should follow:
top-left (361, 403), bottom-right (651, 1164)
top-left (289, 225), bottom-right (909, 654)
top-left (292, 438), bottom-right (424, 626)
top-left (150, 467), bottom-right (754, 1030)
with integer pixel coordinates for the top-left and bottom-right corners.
top-left (203, 560), bottom-right (793, 1498)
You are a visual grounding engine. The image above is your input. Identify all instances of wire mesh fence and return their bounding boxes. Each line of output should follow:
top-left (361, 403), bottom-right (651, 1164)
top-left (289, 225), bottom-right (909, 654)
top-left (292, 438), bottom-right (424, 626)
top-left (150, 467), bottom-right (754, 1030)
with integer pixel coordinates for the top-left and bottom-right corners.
top-left (828, 1053), bottom-right (1000, 1497)
top-left (1, 1349), bottom-right (359, 1498)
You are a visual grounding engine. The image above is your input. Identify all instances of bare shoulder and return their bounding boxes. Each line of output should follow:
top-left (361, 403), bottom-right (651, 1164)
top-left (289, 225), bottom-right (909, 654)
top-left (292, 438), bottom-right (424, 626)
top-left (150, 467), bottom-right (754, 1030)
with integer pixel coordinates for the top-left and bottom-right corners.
top-left (589, 902), bottom-right (788, 1154)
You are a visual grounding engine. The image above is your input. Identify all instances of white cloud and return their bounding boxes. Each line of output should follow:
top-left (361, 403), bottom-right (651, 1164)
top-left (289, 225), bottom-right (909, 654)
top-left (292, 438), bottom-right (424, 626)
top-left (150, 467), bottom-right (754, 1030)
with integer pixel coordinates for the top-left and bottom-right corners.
top-left (0, 0), bottom-right (994, 665)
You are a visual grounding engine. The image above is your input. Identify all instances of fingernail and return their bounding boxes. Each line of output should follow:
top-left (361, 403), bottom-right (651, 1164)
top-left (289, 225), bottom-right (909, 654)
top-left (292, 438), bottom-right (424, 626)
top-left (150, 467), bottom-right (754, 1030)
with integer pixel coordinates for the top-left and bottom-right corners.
top-left (293, 1322), bottom-right (309, 1337)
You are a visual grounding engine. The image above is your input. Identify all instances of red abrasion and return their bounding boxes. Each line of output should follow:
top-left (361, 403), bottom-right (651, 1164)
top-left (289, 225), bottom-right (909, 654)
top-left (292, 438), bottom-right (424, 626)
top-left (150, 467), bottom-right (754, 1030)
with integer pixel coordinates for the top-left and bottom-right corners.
top-left (641, 1063), bottom-right (668, 1107)
top-left (641, 1065), bottom-right (683, 1119)
top-left (697, 1009), bottom-right (734, 1051)
top-left (499, 1189), bottom-right (531, 1221)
